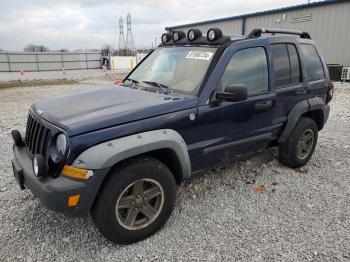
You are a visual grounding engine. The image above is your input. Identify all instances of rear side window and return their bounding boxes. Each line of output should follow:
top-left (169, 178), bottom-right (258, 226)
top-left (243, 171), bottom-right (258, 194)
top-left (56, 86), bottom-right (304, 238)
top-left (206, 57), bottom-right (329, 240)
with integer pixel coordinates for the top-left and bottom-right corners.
top-left (270, 44), bottom-right (301, 88)
top-left (288, 45), bottom-right (301, 84)
top-left (220, 47), bottom-right (268, 96)
top-left (299, 44), bottom-right (325, 81)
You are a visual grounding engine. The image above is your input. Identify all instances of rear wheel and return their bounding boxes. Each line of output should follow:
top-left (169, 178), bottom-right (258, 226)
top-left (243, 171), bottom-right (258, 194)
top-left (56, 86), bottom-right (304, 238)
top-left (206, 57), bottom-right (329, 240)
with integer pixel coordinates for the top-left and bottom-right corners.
top-left (279, 117), bottom-right (318, 168)
top-left (92, 157), bottom-right (176, 244)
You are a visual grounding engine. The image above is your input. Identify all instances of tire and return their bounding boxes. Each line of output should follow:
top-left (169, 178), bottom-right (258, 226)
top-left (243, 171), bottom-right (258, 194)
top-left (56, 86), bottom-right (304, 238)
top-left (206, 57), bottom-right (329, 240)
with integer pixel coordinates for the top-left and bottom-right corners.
top-left (279, 117), bottom-right (318, 168)
top-left (92, 156), bottom-right (176, 244)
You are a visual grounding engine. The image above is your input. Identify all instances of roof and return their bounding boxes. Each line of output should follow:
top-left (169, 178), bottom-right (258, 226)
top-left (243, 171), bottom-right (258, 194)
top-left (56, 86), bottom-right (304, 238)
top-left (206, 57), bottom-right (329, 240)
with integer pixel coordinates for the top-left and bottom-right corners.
top-left (165, 0), bottom-right (349, 31)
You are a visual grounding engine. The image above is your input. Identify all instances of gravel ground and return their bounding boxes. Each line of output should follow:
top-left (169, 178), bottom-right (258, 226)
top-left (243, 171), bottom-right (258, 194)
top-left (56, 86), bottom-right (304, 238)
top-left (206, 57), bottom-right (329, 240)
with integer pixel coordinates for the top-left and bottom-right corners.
top-left (0, 81), bottom-right (349, 261)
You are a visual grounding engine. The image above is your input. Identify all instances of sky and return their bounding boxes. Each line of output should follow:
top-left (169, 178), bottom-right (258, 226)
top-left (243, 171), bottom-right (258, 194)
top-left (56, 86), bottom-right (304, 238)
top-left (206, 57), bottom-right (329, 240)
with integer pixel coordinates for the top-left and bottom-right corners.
top-left (0, 0), bottom-right (311, 51)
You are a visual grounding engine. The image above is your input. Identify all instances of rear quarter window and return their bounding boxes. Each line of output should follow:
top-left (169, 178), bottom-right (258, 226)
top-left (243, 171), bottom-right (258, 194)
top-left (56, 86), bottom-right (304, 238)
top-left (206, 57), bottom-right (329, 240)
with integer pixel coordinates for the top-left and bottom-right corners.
top-left (299, 44), bottom-right (325, 81)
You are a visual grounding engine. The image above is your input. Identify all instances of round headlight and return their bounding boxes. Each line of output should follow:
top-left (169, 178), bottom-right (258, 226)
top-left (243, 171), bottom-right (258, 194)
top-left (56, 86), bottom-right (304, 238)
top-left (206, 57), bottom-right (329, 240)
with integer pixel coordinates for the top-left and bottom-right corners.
top-left (187, 29), bottom-right (202, 41)
top-left (207, 28), bottom-right (223, 42)
top-left (56, 133), bottom-right (67, 155)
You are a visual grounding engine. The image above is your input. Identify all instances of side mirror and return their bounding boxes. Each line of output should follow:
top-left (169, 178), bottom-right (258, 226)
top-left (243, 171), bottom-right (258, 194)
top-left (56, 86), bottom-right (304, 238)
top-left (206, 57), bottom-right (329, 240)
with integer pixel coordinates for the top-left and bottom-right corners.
top-left (215, 84), bottom-right (248, 103)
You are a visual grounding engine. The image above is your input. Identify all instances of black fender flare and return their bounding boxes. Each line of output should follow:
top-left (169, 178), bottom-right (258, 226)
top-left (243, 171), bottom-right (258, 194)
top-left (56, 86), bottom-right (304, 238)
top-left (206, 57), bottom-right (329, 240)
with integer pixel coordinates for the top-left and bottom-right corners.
top-left (278, 97), bottom-right (329, 143)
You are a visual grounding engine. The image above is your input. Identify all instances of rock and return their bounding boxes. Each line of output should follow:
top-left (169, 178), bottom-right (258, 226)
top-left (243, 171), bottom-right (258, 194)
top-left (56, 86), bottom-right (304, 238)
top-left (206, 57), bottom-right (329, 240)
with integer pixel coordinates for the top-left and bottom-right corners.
top-left (62, 237), bottom-right (70, 243)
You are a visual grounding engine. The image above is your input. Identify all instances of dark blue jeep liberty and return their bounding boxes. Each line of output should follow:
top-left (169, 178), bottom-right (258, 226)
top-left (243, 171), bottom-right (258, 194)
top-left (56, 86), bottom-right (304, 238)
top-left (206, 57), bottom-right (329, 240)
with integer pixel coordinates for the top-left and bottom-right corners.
top-left (11, 28), bottom-right (333, 244)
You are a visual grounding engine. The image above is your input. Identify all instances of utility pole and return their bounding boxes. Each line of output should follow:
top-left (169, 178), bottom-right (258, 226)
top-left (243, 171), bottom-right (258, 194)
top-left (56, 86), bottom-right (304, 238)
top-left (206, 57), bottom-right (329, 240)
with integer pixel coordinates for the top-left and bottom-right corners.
top-left (118, 17), bottom-right (126, 50)
top-left (126, 13), bottom-right (135, 52)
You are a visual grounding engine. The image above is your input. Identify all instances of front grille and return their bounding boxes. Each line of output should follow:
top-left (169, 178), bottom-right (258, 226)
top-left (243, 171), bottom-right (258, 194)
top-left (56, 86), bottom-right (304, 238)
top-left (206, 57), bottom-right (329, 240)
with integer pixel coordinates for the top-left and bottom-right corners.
top-left (25, 113), bottom-right (50, 157)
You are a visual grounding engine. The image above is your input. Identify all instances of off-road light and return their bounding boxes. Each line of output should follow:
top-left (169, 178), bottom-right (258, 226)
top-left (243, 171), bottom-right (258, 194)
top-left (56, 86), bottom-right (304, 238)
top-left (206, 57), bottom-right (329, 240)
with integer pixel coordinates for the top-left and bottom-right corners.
top-left (32, 154), bottom-right (45, 177)
top-left (207, 28), bottom-right (223, 42)
top-left (172, 31), bottom-right (186, 42)
top-left (161, 33), bottom-right (172, 44)
top-left (187, 29), bottom-right (202, 41)
top-left (33, 156), bottom-right (39, 176)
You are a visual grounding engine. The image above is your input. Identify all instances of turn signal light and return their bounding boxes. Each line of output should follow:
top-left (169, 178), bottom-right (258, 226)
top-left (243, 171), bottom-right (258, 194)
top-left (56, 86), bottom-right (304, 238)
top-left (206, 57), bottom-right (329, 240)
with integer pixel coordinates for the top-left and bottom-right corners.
top-left (68, 195), bottom-right (80, 207)
top-left (62, 165), bottom-right (92, 180)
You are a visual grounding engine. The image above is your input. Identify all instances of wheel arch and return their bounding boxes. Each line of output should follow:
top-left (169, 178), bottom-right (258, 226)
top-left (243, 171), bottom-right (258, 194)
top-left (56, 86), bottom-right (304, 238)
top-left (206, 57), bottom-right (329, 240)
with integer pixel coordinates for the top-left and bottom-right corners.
top-left (300, 109), bottom-right (324, 130)
top-left (72, 129), bottom-right (191, 184)
top-left (278, 97), bottom-right (329, 143)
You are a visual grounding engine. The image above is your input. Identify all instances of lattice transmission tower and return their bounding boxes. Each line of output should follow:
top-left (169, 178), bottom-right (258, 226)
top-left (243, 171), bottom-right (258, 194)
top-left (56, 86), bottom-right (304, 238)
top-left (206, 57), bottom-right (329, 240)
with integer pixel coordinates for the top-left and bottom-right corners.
top-left (126, 13), bottom-right (135, 51)
top-left (118, 17), bottom-right (126, 50)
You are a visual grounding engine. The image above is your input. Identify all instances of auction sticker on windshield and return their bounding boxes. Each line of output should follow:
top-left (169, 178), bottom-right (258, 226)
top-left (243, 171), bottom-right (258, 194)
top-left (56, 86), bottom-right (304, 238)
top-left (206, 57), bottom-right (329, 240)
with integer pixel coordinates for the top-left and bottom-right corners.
top-left (185, 51), bottom-right (213, 60)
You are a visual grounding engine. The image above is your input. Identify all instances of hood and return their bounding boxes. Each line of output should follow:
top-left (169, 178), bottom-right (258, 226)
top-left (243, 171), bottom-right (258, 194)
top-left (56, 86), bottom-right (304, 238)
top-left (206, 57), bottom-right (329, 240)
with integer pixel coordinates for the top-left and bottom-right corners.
top-left (33, 85), bottom-right (198, 136)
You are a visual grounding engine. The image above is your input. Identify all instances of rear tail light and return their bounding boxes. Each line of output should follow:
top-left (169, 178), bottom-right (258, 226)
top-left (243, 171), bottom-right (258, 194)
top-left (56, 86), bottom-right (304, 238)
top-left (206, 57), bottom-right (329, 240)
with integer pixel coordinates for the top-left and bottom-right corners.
top-left (326, 81), bottom-right (334, 104)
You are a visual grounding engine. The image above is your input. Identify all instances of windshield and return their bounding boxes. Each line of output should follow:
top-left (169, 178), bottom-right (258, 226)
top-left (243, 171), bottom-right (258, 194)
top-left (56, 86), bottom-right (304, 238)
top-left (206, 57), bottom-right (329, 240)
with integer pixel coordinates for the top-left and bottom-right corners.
top-left (125, 46), bottom-right (217, 95)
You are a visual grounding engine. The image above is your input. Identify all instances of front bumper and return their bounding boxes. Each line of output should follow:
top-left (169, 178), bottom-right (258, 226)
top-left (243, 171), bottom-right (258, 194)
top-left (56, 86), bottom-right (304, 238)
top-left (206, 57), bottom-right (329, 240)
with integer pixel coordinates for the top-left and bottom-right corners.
top-left (12, 145), bottom-right (109, 217)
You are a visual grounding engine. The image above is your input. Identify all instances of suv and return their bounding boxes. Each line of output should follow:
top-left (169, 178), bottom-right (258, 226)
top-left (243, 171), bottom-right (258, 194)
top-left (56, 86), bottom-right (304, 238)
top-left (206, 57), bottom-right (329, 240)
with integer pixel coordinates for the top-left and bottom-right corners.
top-left (11, 28), bottom-right (333, 244)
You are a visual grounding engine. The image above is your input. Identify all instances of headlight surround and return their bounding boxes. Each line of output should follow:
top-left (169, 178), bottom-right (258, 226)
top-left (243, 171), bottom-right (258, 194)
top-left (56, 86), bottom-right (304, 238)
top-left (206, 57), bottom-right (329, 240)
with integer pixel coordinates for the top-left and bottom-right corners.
top-left (56, 133), bottom-right (67, 156)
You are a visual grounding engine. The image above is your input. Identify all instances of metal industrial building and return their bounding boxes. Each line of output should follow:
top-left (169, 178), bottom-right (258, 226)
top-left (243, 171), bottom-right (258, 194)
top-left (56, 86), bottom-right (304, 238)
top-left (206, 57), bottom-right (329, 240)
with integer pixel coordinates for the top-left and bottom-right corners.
top-left (166, 0), bottom-right (350, 67)
top-left (0, 52), bottom-right (102, 72)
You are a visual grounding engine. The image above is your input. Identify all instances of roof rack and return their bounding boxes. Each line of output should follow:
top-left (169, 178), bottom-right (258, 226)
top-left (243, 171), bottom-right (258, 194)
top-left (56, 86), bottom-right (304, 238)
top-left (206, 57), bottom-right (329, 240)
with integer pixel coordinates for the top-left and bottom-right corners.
top-left (248, 28), bottom-right (311, 39)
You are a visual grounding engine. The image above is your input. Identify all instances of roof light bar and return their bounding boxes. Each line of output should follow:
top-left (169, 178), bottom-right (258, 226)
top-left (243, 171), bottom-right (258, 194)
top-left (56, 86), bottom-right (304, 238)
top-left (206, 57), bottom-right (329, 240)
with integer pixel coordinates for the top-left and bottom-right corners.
top-left (187, 29), bottom-right (202, 41)
top-left (161, 33), bottom-right (172, 44)
top-left (173, 31), bottom-right (186, 42)
top-left (207, 28), bottom-right (223, 42)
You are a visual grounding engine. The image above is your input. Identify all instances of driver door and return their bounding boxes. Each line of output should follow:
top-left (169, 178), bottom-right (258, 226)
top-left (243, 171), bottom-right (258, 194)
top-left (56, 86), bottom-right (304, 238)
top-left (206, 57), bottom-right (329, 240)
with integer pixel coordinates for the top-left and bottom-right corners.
top-left (194, 46), bottom-right (275, 170)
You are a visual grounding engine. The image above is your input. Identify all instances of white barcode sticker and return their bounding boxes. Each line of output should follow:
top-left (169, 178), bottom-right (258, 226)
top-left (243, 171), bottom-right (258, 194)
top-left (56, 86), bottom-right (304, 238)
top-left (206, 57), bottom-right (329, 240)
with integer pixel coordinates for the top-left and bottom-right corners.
top-left (185, 51), bottom-right (213, 60)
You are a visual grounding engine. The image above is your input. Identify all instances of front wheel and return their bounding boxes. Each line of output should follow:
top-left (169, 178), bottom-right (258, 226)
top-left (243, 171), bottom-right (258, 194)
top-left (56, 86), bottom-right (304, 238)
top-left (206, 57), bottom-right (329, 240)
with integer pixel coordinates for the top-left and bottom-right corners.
top-left (279, 117), bottom-right (318, 168)
top-left (92, 157), bottom-right (176, 244)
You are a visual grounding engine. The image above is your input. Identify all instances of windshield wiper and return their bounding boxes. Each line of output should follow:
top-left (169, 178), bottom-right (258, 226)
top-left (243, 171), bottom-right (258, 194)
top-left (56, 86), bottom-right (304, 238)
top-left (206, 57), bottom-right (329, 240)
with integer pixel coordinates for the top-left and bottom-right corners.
top-left (142, 81), bottom-right (169, 94)
top-left (126, 78), bottom-right (139, 84)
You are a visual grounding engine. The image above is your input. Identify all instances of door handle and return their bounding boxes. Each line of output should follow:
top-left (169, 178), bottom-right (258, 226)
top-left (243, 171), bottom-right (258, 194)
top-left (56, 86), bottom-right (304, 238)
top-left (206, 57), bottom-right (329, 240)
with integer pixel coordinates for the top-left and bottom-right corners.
top-left (254, 100), bottom-right (273, 111)
top-left (295, 89), bottom-right (307, 95)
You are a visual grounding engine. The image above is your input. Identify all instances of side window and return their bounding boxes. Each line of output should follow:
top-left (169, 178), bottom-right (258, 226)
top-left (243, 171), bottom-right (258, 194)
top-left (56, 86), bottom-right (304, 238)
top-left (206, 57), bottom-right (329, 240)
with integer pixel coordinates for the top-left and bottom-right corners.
top-left (287, 44), bottom-right (301, 84)
top-left (270, 44), bottom-right (290, 87)
top-left (270, 44), bottom-right (301, 88)
top-left (220, 47), bottom-right (268, 96)
top-left (299, 44), bottom-right (325, 81)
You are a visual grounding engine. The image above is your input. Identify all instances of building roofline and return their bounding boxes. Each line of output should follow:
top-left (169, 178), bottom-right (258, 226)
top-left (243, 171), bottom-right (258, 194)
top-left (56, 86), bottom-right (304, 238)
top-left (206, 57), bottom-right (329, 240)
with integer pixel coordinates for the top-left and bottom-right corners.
top-left (165, 0), bottom-right (348, 31)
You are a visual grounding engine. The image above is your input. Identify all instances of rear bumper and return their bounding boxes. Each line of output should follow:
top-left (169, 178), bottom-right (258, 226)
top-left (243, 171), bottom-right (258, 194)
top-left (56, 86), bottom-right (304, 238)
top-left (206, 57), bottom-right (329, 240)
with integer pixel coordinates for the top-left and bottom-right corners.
top-left (12, 145), bottom-right (109, 217)
top-left (323, 104), bottom-right (330, 128)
